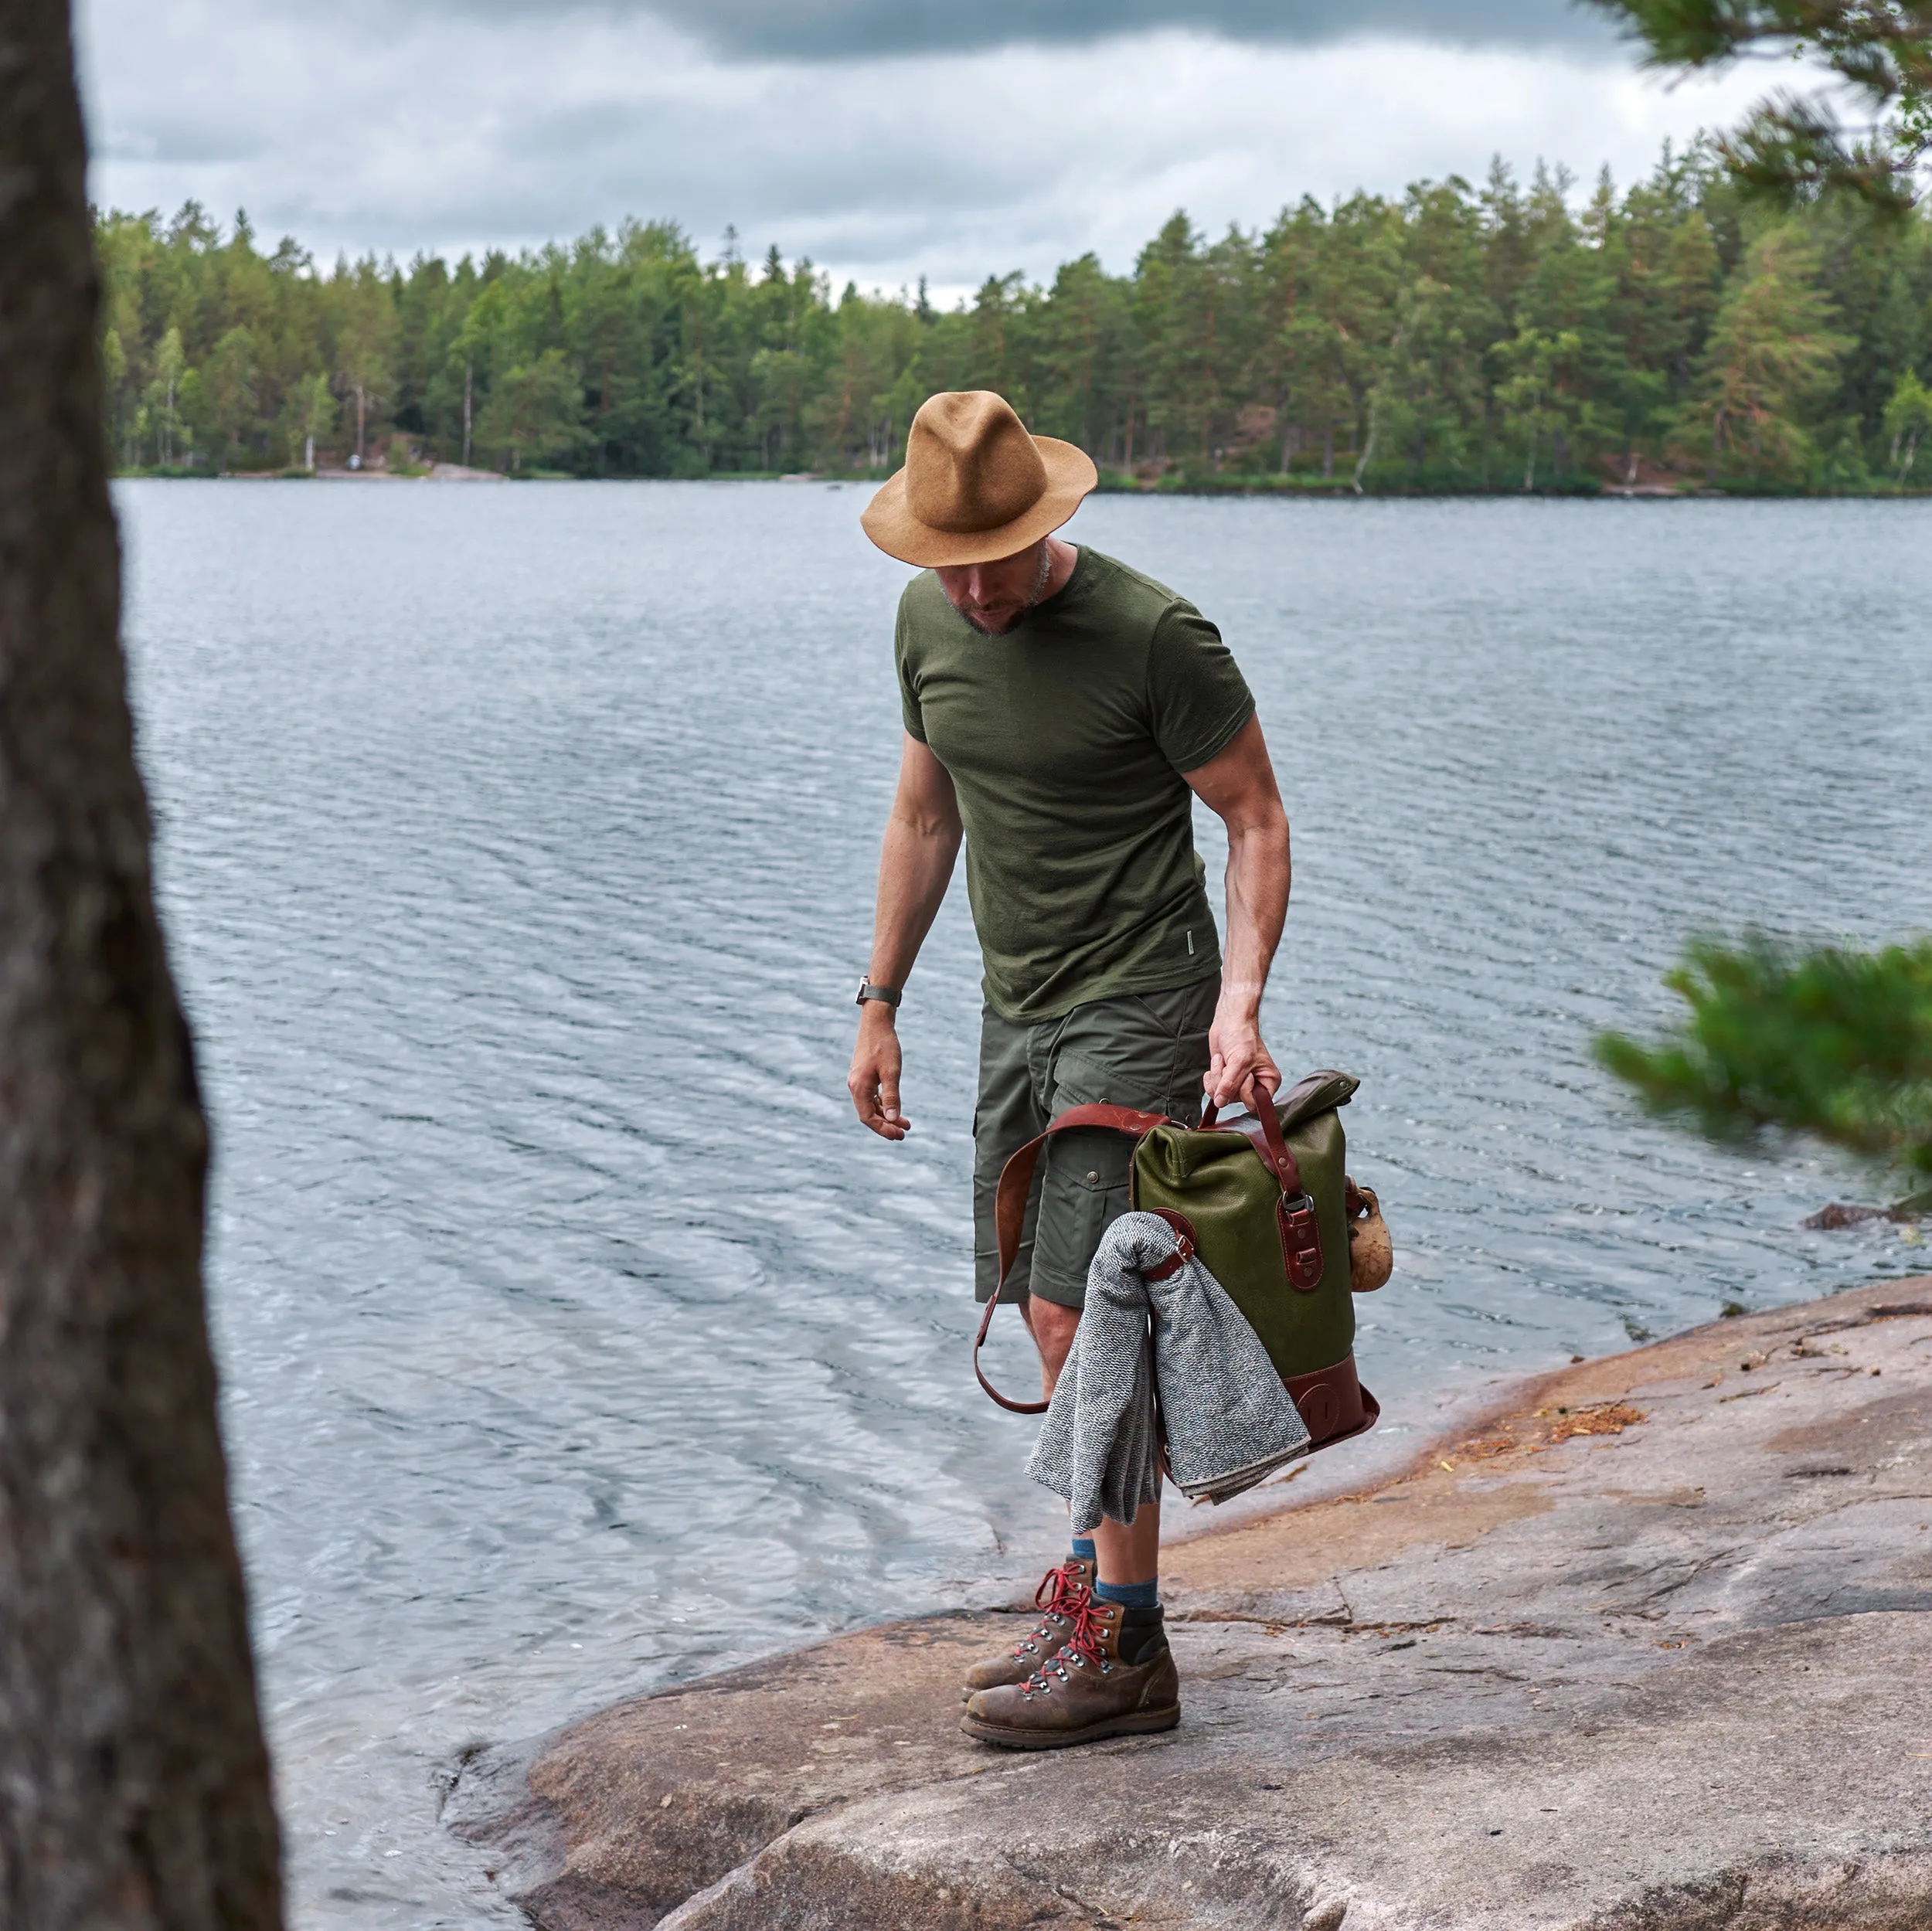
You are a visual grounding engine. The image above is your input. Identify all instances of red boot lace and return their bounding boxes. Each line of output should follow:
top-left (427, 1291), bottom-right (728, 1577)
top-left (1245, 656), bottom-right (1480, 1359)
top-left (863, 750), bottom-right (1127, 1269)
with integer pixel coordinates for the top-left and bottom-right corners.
top-left (1036, 1557), bottom-right (1090, 1620)
top-left (1007, 1557), bottom-right (1090, 1661)
top-left (1022, 1595), bottom-right (1116, 1695)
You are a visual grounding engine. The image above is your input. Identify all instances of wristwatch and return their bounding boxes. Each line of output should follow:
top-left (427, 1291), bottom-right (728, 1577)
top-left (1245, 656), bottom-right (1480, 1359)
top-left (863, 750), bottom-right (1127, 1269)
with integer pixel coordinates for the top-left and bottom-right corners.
top-left (855, 979), bottom-right (903, 1009)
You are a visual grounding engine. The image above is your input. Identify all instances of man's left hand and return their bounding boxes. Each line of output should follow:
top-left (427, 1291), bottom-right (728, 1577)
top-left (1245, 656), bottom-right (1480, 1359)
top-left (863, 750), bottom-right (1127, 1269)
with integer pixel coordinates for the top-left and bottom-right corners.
top-left (1205, 998), bottom-right (1281, 1110)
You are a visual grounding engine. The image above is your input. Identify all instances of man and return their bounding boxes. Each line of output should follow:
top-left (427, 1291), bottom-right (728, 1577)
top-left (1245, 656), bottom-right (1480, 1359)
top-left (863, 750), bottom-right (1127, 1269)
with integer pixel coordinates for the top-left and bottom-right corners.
top-left (847, 390), bottom-right (1291, 1749)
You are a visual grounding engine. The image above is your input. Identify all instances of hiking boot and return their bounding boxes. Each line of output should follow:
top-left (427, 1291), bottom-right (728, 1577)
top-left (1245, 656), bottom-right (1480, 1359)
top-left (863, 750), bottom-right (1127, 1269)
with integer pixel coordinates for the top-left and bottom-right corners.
top-left (960, 1598), bottom-right (1179, 1749)
top-left (960, 1555), bottom-right (1096, 1701)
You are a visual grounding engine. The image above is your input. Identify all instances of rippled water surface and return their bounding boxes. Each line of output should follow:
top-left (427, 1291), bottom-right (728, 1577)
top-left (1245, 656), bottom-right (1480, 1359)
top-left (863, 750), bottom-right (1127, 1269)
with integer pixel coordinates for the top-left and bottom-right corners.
top-left (117, 481), bottom-right (1930, 1926)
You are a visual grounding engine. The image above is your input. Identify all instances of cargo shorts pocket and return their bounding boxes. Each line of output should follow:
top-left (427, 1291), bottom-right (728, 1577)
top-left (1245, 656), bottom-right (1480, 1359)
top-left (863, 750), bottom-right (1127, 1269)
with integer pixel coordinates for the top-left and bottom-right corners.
top-left (1029, 1051), bottom-right (1155, 1309)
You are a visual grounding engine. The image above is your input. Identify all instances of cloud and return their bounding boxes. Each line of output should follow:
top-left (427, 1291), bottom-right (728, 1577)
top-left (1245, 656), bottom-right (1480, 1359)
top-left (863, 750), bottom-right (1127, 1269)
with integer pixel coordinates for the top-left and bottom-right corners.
top-left (78, 0), bottom-right (1760, 297)
top-left (396, 0), bottom-right (1628, 61)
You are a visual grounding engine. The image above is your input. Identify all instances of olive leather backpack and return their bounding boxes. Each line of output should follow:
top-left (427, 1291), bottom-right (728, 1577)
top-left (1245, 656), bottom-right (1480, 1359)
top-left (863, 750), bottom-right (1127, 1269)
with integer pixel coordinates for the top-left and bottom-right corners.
top-left (973, 1069), bottom-right (1387, 1449)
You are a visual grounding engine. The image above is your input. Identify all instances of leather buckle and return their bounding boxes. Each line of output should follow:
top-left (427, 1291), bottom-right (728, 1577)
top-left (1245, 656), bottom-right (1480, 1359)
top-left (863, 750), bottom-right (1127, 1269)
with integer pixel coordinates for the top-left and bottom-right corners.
top-left (1279, 1190), bottom-right (1324, 1290)
top-left (1143, 1209), bottom-right (1196, 1283)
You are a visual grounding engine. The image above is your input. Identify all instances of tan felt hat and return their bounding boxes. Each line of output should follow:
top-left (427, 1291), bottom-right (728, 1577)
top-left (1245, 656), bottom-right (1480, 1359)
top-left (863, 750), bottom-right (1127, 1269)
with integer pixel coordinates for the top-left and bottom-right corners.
top-left (861, 389), bottom-right (1097, 567)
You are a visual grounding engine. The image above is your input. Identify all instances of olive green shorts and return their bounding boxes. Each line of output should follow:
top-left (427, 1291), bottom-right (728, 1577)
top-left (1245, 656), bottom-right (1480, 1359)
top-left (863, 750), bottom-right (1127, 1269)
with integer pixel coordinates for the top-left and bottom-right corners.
top-left (974, 976), bottom-right (1218, 1310)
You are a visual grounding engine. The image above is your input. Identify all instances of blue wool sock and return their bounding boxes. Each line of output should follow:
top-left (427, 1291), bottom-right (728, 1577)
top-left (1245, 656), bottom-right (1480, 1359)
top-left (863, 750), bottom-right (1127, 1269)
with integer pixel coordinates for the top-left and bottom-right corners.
top-left (1070, 1535), bottom-right (1097, 1563)
top-left (1094, 1576), bottom-right (1159, 1610)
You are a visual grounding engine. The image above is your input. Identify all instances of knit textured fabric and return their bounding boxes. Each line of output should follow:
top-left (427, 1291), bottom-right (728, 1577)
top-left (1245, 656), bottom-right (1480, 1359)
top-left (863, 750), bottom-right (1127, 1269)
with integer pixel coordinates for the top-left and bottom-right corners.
top-left (1026, 1211), bottom-right (1311, 1532)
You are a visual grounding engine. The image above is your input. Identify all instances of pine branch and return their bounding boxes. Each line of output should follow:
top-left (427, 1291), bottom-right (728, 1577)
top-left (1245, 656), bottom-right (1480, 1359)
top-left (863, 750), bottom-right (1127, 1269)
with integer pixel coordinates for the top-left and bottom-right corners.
top-left (1595, 935), bottom-right (1932, 1181)
top-left (1588, 1), bottom-right (1932, 205)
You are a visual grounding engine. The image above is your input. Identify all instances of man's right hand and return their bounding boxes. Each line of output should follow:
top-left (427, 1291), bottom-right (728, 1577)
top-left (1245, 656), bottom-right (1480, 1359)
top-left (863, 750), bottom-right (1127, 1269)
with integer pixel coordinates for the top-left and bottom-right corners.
top-left (848, 1005), bottom-right (911, 1140)
top-left (849, 735), bottom-right (961, 1142)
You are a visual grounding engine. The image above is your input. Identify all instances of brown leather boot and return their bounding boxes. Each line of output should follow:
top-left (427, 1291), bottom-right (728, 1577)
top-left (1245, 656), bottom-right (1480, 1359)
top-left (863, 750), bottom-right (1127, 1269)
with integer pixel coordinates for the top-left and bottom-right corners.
top-left (961, 1554), bottom-right (1095, 1701)
top-left (960, 1598), bottom-right (1179, 1749)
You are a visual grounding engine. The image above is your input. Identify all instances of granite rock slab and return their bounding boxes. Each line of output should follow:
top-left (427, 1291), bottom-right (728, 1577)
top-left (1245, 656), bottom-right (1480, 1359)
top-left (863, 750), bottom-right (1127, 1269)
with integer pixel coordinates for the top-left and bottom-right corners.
top-left (447, 1276), bottom-right (1932, 1930)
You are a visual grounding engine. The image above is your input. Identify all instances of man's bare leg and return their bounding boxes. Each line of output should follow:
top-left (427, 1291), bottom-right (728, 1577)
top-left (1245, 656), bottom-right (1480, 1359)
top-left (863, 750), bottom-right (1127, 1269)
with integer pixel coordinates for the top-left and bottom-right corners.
top-left (1022, 1296), bottom-right (1162, 1585)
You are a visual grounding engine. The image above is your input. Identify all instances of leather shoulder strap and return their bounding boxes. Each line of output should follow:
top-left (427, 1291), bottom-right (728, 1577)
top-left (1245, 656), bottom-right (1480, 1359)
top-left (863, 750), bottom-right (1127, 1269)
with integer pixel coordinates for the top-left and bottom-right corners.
top-left (972, 1103), bottom-right (1176, 1415)
top-left (993, 1103), bottom-right (1175, 1289)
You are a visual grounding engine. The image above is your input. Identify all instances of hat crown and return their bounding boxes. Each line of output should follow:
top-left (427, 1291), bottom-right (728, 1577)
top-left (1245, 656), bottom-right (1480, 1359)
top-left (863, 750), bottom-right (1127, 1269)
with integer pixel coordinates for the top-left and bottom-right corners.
top-left (903, 391), bottom-right (1049, 536)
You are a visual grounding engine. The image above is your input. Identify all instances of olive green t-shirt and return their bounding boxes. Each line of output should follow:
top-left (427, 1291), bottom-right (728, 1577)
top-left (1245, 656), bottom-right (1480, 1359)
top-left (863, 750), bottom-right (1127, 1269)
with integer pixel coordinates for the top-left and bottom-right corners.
top-left (896, 546), bottom-right (1256, 1024)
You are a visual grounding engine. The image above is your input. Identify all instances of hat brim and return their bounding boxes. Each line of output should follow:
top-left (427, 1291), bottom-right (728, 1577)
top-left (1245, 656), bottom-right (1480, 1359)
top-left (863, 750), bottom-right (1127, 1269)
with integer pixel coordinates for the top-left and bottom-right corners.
top-left (859, 437), bottom-right (1099, 567)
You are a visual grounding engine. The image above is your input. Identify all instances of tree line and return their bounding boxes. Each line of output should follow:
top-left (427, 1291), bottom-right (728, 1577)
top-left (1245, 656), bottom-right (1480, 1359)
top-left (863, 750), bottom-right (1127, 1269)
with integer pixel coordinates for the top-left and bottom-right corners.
top-left (97, 145), bottom-right (1932, 491)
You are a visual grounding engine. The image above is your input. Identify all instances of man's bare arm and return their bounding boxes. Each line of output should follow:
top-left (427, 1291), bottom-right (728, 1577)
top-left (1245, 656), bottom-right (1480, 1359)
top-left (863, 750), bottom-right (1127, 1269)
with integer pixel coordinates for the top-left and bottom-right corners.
top-left (847, 733), bottom-right (964, 1141)
top-left (1182, 714), bottom-right (1291, 1107)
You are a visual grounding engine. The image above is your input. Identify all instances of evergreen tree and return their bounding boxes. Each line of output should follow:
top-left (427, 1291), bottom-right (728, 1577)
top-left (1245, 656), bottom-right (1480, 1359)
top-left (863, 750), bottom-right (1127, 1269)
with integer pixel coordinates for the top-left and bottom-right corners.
top-left (1676, 226), bottom-right (1852, 478)
top-left (90, 148), bottom-right (1932, 489)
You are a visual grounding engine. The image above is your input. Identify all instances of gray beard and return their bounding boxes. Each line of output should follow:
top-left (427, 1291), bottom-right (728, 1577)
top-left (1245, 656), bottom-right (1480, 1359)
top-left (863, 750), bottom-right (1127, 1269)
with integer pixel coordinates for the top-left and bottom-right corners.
top-left (963, 543), bottom-right (1056, 634)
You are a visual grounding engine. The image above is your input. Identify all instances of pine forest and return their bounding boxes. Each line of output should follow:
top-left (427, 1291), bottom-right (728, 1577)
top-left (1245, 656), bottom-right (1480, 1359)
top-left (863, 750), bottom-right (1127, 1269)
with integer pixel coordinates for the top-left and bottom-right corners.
top-left (97, 145), bottom-right (1932, 491)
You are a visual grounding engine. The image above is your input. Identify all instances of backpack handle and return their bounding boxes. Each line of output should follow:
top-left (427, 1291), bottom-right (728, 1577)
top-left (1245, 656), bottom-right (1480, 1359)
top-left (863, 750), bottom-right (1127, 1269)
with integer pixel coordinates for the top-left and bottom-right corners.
top-left (1199, 1079), bottom-right (1304, 1197)
top-left (1198, 1079), bottom-right (1325, 1290)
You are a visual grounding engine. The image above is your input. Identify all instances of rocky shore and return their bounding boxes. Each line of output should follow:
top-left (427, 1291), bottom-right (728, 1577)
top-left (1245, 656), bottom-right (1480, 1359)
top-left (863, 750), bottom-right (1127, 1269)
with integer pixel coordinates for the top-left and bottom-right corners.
top-left (449, 1276), bottom-right (1932, 1930)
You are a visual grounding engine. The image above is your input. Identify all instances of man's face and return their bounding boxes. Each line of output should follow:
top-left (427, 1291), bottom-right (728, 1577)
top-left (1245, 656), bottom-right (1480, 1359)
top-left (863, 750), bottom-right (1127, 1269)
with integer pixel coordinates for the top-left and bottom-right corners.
top-left (934, 540), bottom-right (1049, 635)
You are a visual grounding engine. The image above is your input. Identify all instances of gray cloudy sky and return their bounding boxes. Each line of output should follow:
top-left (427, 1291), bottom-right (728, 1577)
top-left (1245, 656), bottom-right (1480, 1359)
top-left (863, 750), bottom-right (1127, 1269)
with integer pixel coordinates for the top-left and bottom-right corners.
top-left (77, 0), bottom-right (1766, 294)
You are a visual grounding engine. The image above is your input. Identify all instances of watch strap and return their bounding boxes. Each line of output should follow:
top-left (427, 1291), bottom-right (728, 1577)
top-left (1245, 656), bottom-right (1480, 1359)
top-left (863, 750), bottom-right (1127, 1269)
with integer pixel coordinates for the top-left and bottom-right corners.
top-left (855, 980), bottom-right (903, 1008)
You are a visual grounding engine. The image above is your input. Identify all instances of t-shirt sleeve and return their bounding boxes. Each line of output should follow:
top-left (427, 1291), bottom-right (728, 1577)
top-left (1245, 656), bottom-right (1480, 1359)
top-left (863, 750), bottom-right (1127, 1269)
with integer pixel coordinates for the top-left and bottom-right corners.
top-left (1147, 601), bottom-right (1256, 773)
top-left (895, 596), bottom-right (928, 743)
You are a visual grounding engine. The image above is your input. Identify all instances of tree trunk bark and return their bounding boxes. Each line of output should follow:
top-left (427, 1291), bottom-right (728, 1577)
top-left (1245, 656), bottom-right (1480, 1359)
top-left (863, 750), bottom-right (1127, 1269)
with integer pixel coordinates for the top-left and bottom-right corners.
top-left (1352, 401), bottom-right (1379, 495)
top-left (0, 5), bottom-right (285, 1928)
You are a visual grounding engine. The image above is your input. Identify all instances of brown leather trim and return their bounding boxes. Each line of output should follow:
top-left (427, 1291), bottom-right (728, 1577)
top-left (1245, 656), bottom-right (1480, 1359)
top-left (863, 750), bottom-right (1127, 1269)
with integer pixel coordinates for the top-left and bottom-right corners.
top-left (1142, 1208), bottom-right (1196, 1281)
top-left (1278, 1192), bottom-right (1324, 1290)
top-left (1282, 1352), bottom-right (1379, 1450)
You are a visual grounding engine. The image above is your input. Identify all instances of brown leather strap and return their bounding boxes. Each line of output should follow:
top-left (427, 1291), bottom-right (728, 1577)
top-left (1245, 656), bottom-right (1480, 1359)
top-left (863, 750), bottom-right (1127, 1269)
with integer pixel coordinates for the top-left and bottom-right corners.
top-left (1278, 1192), bottom-right (1324, 1290)
top-left (992, 1103), bottom-right (1178, 1290)
top-left (972, 1281), bottom-right (1049, 1414)
top-left (1142, 1208), bottom-right (1196, 1282)
top-left (1200, 1081), bottom-right (1304, 1195)
top-left (975, 1103), bottom-right (1181, 1415)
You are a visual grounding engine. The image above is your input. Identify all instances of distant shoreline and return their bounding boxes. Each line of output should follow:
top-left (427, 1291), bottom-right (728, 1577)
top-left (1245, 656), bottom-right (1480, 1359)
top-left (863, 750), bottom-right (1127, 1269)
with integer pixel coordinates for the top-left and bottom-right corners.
top-left (113, 467), bottom-right (1932, 501)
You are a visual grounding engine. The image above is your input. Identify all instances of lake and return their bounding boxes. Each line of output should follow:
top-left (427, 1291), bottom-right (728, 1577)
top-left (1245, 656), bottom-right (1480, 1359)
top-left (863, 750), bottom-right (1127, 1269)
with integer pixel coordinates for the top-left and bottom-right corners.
top-left (115, 480), bottom-right (1931, 1928)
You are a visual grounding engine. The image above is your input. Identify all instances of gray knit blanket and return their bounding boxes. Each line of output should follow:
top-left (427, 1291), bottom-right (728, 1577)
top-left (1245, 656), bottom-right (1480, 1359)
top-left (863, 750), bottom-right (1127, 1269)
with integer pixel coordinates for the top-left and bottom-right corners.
top-left (1026, 1211), bottom-right (1311, 1532)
